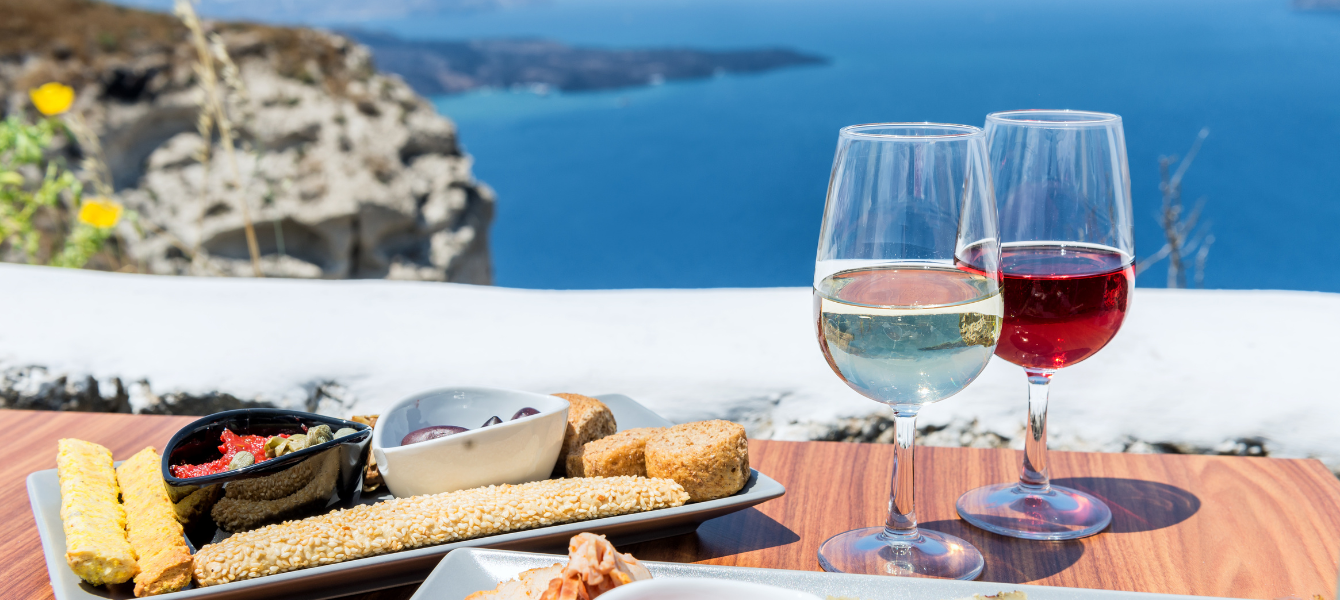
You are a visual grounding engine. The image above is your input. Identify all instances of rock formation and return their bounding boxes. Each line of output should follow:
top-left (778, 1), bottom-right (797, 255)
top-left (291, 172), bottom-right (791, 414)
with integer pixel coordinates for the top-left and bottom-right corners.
top-left (0, 0), bottom-right (493, 282)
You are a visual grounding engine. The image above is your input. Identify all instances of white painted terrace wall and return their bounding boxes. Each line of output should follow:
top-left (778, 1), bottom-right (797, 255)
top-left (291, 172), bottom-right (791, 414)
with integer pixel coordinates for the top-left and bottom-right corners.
top-left (1, 264), bottom-right (1335, 466)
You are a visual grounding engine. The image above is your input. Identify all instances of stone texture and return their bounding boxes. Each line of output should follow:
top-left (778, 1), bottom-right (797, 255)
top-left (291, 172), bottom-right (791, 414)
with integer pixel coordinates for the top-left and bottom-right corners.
top-left (0, 3), bottom-right (493, 282)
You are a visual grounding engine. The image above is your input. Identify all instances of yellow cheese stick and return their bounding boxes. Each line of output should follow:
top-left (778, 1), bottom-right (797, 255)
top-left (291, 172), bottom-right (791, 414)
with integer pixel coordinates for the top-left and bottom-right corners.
top-left (117, 447), bottom-right (193, 597)
top-left (56, 438), bottom-right (139, 586)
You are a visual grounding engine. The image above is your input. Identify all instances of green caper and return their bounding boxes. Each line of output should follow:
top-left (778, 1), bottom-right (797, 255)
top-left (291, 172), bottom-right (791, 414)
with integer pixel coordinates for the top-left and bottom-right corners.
top-left (333, 427), bottom-right (357, 439)
top-left (308, 424), bottom-right (333, 445)
top-left (226, 451), bottom-right (255, 471)
top-left (283, 434), bottom-right (310, 455)
top-left (264, 435), bottom-right (287, 458)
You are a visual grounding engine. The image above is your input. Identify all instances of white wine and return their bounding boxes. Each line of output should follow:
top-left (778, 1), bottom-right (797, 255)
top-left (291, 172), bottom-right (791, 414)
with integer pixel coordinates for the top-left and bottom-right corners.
top-left (814, 265), bottom-right (1003, 408)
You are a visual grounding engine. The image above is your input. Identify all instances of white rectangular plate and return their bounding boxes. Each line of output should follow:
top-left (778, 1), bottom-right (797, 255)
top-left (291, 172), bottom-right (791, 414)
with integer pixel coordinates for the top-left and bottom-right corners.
top-left (419, 548), bottom-right (1246, 600)
top-left (27, 394), bottom-right (784, 600)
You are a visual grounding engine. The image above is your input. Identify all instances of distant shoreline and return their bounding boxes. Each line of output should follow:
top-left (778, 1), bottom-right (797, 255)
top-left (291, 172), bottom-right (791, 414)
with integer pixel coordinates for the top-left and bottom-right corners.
top-left (343, 30), bottom-right (827, 96)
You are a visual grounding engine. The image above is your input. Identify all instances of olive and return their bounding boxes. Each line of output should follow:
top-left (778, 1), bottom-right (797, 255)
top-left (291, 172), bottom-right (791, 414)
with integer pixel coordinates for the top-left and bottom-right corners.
top-left (401, 425), bottom-right (469, 446)
top-left (511, 407), bottom-right (541, 420)
top-left (480, 416), bottom-right (503, 428)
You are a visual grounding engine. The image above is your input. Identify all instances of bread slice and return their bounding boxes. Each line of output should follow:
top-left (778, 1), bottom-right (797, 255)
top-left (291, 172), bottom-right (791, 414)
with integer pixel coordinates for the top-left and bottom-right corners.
top-left (644, 420), bottom-right (749, 502)
top-left (551, 394), bottom-right (617, 476)
top-left (566, 427), bottom-right (664, 478)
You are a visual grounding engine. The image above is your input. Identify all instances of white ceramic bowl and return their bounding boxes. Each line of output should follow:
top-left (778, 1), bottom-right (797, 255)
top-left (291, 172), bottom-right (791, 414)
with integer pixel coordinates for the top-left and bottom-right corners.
top-left (598, 579), bottom-right (823, 600)
top-left (371, 387), bottom-right (569, 498)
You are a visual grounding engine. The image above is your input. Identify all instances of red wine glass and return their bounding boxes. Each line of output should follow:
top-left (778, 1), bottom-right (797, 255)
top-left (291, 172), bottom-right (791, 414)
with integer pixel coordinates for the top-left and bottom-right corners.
top-left (955, 110), bottom-right (1135, 540)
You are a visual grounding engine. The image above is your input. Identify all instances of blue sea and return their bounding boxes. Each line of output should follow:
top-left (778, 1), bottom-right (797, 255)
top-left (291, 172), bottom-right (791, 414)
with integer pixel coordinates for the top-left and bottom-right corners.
top-left (357, 0), bottom-right (1338, 290)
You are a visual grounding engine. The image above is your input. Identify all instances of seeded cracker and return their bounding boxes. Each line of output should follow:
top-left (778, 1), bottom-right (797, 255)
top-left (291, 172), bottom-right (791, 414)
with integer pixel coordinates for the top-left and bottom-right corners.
top-left (192, 476), bottom-right (688, 586)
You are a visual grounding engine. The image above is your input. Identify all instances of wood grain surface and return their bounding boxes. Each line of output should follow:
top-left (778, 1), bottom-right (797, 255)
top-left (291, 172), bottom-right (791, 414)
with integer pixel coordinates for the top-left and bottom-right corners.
top-left (5, 409), bottom-right (1339, 600)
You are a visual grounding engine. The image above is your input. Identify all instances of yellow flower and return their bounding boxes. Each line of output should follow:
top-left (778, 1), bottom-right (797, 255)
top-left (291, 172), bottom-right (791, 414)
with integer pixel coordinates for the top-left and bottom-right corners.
top-left (78, 197), bottom-right (123, 229)
top-left (29, 82), bottom-right (75, 116)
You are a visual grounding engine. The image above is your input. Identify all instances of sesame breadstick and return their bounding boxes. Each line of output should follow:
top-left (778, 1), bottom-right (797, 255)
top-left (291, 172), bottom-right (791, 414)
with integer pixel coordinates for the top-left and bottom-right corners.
top-left (193, 476), bottom-right (689, 586)
top-left (57, 439), bottom-right (139, 586)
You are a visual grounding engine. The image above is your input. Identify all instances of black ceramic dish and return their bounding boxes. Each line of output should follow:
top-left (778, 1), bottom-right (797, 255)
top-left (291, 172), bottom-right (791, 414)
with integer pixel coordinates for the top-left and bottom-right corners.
top-left (161, 409), bottom-right (372, 533)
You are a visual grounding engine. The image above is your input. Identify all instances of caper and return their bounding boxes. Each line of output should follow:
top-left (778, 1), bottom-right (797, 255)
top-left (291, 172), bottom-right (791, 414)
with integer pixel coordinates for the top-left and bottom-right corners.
top-left (308, 424), bottom-right (333, 445)
top-left (226, 451), bottom-right (255, 471)
top-left (264, 435), bottom-right (287, 458)
top-left (333, 427), bottom-right (358, 439)
top-left (283, 434), bottom-right (310, 455)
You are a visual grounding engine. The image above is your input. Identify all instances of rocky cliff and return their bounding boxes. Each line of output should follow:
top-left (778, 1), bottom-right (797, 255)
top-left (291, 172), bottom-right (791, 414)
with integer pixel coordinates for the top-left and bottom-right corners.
top-left (0, 0), bottom-right (494, 282)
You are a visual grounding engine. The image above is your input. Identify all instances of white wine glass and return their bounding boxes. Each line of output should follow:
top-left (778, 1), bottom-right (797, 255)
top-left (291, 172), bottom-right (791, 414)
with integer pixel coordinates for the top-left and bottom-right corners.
top-left (813, 123), bottom-right (1002, 580)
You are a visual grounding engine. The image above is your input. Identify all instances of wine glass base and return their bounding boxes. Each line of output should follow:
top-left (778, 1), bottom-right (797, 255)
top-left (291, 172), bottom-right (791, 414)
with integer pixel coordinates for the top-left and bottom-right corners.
top-left (956, 483), bottom-right (1111, 540)
top-left (817, 527), bottom-right (984, 580)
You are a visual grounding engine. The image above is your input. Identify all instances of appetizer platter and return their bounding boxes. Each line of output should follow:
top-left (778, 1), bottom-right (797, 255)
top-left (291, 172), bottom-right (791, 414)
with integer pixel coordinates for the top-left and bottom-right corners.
top-left (426, 544), bottom-right (1238, 600)
top-left (27, 392), bottom-right (785, 600)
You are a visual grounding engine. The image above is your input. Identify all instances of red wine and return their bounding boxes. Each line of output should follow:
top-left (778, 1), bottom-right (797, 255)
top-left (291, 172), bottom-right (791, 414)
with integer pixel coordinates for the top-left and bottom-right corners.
top-left (993, 244), bottom-right (1133, 370)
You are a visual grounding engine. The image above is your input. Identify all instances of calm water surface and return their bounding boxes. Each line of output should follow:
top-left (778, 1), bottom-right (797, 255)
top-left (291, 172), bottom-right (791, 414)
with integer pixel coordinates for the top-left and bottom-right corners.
top-left (354, 0), bottom-right (1340, 291)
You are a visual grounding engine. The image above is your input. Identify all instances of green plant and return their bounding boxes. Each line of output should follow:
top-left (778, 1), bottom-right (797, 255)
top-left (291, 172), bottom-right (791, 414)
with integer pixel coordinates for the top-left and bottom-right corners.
top-left (0, 109), bottom-right (117, 269)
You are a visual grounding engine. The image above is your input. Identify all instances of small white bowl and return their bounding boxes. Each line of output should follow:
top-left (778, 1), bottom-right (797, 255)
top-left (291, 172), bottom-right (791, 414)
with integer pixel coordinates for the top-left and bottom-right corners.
top-left (371, 387), bottom-right (569, 498)
top-left (598, 578), bottom-right (822, 600)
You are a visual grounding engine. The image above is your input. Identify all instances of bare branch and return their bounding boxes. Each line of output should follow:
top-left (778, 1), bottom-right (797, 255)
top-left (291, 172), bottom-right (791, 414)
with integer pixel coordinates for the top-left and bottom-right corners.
top-left (1170, 127), bottom-right (1210, 189)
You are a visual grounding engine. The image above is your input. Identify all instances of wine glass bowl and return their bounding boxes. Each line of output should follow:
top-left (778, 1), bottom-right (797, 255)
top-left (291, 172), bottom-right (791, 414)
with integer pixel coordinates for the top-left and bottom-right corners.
top-left (813, 123), bottom-right (1001, 579)
top-left (955, 110), bottom-right (1135, 540)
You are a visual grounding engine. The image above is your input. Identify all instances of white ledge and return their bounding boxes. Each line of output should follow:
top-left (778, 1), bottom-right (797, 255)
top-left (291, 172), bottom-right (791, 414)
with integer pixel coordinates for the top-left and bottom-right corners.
top-left (1, 263), bottom-right (1336, 466)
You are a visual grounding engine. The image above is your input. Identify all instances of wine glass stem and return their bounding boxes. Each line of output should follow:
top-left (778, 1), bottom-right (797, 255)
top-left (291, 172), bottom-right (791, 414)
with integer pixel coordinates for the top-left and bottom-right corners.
top-left (884, 410), bottom-right (920, 541)
top-left (1020, 369), bottom-right (1055, 491)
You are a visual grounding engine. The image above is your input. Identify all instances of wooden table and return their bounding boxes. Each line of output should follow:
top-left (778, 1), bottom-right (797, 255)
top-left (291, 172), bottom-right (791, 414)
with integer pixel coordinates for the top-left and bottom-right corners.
top-left (5, 410), bottom-right (1339, 600)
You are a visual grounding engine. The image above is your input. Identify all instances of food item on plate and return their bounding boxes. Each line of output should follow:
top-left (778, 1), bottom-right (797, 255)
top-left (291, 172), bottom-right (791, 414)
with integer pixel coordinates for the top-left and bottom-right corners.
top-left (467, 564), bottom-right (563, 599)
top-left (403, 425), bottom-right (471, 445)
top-left (273, 433), bottom-right (310, 457)
top-left (226, 451), bottom-right (255, 471)
top-left (543, 532), bottom-right (652, 598)
top-left (210, 447), bottom-right (340, 532)
top-left (56, 438), bottom-right (139, 586)
top-left (401, 408), bottom-right (542, 446)
top-left (307, 424), bottom-right (334, 445)
top-left (467, 532), bottom-right (651, 599)
top-left (171, 429), bottom-right (288, 478)
top-left (351, 414), bottom-right (383, 491)
top-left (565, 427), bottom-right (664, 478)
top-left (552, 393), bottom-right (617, 474)
top-left (512, 407), bottom-right (541, 419)
top-left (645, 420), bottom-right (749, 502)
top-left (172, 483), bottom-right (223, 524)
top-left (193, 476), bottom-right (688, 586)
top-left (115, 448), bottom-right (193, 597)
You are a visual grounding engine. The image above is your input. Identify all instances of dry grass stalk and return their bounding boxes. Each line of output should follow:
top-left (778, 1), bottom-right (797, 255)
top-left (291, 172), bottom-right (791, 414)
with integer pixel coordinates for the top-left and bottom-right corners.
top-left (174, 0), bottom-right (262, 277)
top-left (1135, 128), bottom-right (1214, 288)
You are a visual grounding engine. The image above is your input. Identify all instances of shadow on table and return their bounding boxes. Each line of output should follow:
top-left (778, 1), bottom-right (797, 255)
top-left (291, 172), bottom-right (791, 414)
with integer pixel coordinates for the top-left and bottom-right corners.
top-left (1053, 477), bottom-right (1201, 533)
top-left (921, 519), bottom-right (1085, 583)
top-left (625, 507), bottom-right (801, 562)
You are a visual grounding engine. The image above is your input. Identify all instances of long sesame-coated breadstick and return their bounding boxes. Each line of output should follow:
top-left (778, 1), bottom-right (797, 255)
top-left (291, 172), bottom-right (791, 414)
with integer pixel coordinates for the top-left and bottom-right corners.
top-left (117, 447), bottom-right (193, 597)
top-left (57, 439), bottom-right (139, 586)
top-left (193, 476), bottom-right (689, 586)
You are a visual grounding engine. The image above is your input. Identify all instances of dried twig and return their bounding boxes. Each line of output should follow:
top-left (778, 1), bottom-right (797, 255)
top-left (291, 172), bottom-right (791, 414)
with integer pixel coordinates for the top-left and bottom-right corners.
top-left (1135, 128), bottom-right (1214, 288)
top-left (175, 0), bottom-right (262, 277)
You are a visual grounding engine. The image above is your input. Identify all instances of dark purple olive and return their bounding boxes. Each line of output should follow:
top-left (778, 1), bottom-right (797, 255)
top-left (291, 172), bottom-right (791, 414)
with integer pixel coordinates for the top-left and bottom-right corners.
top-left (511, 407), bottom-right (541, 420)
top-left (401, 425), bottom-right (468, 446)
top-left (480, 416), bottom-right (503, 428)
